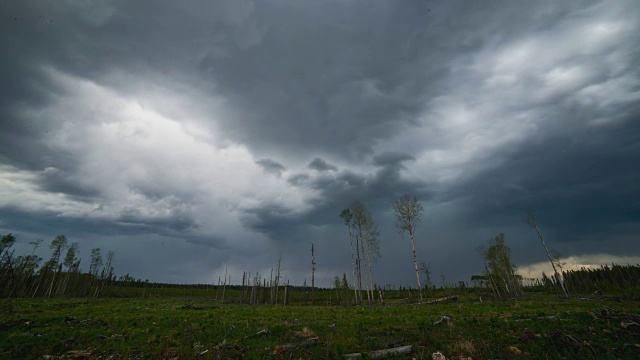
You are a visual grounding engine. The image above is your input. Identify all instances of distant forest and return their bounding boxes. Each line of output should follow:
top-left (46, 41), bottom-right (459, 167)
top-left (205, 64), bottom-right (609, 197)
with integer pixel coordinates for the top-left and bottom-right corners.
top-left (2, 232), bottom-right (640, 302)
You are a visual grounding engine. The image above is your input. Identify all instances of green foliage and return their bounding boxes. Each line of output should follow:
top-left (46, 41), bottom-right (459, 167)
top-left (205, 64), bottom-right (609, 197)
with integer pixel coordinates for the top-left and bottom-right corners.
top-left (561, 263), bottom-right (640, 296)
top-left (0, 233), bottom-right (16, 257)
top-left (338, 208), bottom-right (353, 227)
top-left (392, 194), bottom-right (424, 235)
top-left (89, 248), bottom-right (103, 277)
top-left (63, 242), bottom-right (79, 270)
top-left (0, 234), bottom-right (118, 298)
top-left (481, 233), bottom-right (523, 300)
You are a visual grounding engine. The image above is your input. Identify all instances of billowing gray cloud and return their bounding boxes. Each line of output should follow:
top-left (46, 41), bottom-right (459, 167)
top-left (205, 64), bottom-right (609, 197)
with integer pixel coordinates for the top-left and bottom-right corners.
top-left (372, 152), bottom-right (415, 167)
top-left (308, 158), bottom-right (338, 172)
top-left (448, 114), bottom-right (640, 242)
top-left (1, 0), bottom-right (639, 286)
top-left (256, 158), bottom-right (286, 176)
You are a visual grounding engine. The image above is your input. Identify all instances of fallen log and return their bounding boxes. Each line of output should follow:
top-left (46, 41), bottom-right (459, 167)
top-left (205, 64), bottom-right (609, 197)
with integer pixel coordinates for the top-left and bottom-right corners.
top-left (424, 295), bottom-right (459, 304)
top-left (345, 345), bottom-right (413, 359)
top-left (433, 315), bottom-right (453, 326)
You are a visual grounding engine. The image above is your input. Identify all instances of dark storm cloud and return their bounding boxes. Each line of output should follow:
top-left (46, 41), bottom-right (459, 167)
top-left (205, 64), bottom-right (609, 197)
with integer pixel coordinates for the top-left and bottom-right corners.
top-left (0, 206), bottom-right (193, 240)
top-left (372, 152), bottom-right (416, 167)
top-left (240, 203), bottom-right (303, 241)
top-left (287, 173), bottom-right (310, 187)
top-left (192, 1), bottom-right (453, 159)
top-left (2, 0), bottom-right (631, 162)
top-left (448, 113), bottom-right (640, 242)
top-left (245, 153), bottom-right (431, 242)
top-left (308, 158), bottom-right (338, 172)
top-left (117, 209), bottom-right (198, 233)
top-left (256, 158), bottom-right (286, 176)
top-left (1, 0), bottom-right (640, 285)
top-left (0, 71), bottom-right (72, 171)
top-left (38, 168), bottom-right (102, 200)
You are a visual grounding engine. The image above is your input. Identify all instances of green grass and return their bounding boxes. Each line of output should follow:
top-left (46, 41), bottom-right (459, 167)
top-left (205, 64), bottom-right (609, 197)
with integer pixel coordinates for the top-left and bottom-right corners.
top-left (1, 294), bottom-right (639, 359)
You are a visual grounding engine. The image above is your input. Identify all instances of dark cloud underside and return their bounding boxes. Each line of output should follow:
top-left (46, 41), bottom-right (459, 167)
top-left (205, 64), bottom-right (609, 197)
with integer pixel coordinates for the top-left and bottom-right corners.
top-left (1, 0), bottom-right (639, 285)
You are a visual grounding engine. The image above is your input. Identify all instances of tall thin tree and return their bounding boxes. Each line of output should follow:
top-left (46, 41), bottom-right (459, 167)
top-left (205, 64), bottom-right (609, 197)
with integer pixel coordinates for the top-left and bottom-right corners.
top-left (393, 194), bottom-right (425, 304)
top-left (363, 210), bottom-right (381, 303)
top-left (339, 209), bottom-right (358, 304)
top-left (526, 211), bottom-right (569, 298)
top-left (275, 256), bottom-right (282, 304)
top-left (60, 242), bottom-right (79, 296)
top-left (352, 201), bottom-right (371, 303)
top-left (45, 235), bottom-right (68, 298)
top-left (352, 202), bottom-right (381, 303)
top-left (311, 243), bottom-right (316, 305)
top-left (89, 248), bottom-right (103, 277)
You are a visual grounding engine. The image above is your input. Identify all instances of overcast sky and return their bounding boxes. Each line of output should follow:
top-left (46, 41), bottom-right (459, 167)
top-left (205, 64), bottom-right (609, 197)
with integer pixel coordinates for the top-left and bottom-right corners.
top-left (1, 1), bottom-right (639, 287)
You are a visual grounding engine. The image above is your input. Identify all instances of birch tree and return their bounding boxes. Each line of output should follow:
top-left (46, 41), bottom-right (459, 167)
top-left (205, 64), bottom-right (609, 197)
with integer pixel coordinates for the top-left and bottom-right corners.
top-left (311, 243), bottom-right (315, 305)
top-left (0, 233), bottom-right (17, 294)
top-left (480, 233), bottom-right (522, 300)
top-left (526, 211), bottom-right (569, 298)
top-left (60, 242), bottom-right (79, 296)
top-left (351, 201), bottom-right (369, 303)
top-left (339, 209), bottom-right (358, 303)
top-left (362, 207), bottom-right (381, 303)
top-left (350, 201), bottom-right (380, 304)
top-left (45, 235), bottom-right (68, 297)
top-left (0, 233), bottom-right (16, 260)
top-left (89, 248), bottom-right (103, 277)
top-left (393, 194), bottom-right (424, 304)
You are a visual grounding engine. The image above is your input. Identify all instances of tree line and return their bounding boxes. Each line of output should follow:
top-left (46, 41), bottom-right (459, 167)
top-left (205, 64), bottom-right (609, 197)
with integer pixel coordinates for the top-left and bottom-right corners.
top-left (0, 233), bottom-right (115, 298)
top-left (338, 194), bottom-right (640, 303)
top-left (541, 263), bottom-right (640, 295)
top-left (4, 206), bottom-right (638, 302)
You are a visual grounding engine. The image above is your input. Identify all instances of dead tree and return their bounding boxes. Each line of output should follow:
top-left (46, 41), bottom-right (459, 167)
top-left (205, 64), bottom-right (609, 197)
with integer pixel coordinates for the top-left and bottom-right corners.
top-left (275, 256), bottom-right (282, 304)
top-left (221, 265), bottom-right (228, 303)
top-left (311, 243), bottom-right (315, 305)
top-left (269, 268), bottom-right (274, 304)
top-left (526, 211), bottom-right (569, 298)
top-left (351, 201), bottom-right (380, 304)
top-left (45, 235), bottom-right (68, 298)
top-left (340, 209), bottom-right (359, 305)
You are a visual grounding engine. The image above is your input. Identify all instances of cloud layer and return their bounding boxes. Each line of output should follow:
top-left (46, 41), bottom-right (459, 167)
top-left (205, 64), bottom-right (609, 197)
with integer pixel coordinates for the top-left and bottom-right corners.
top-left (1, 0), bottom-right (639, 286)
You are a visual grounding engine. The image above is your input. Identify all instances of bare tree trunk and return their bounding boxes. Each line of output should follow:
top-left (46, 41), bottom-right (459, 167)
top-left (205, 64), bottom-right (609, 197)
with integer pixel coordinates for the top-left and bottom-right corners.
top-left (349, 229), bottom-right (358, 304)
top-left (365, 243), bottom-right (375, 303)
top-left (269, 268), bottom-right (274, 304)
top-left (45, 265), bottom-right (60, 298)
top-left (59, 270), bottom-right (71, 297)
top-left (241, 271), bottom-right (247, 303)
top-left (360, 235), bottom-right (371, 304)
top-left (251, 273), bottom-right (258, 305)
top-left (409, 230), bottom-right (423, 304)
top-left (221, 266), bottom-right (227, 304)
top-left (311, 243), bottom-right (315, 305)
top-left (527, 212), bottom-right (569, 298)
top-left (275, 256), bottom-right (281, 304)
top-left (355, 237), bottom-right (362, 304)
top-left (283, 280), bottom-right (288, 306)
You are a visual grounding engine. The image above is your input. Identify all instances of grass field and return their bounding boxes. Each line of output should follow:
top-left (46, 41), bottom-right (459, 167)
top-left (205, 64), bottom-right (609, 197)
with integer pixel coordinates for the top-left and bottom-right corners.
top-left (2, 293), bottom-right (640, 359)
